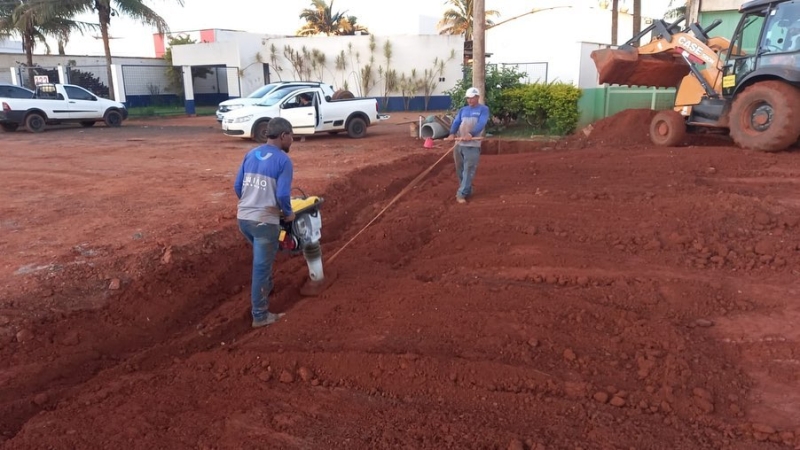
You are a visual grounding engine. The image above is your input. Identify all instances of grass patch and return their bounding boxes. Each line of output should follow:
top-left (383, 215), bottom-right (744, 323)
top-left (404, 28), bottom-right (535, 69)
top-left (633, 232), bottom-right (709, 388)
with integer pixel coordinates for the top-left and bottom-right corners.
top-left (127, 105), bottom-right (217, 118)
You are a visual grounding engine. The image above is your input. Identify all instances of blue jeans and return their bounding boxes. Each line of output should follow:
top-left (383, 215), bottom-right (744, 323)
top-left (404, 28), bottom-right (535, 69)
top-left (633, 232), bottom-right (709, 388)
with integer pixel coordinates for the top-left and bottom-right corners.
top-left (454, 144), bottom-right (481, 198)
top-left (238, 219), bottom-right (280, 322)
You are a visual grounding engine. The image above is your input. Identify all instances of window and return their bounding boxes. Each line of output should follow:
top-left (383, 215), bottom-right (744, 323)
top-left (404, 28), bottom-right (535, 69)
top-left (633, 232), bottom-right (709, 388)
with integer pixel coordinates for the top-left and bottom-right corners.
top-left (247, 83), bottom-right (278, 98)
top-left (256, 86), bottom-right (305, 107)
top-left (729, 12), bottom-right (766, 57)
top-left (0, 86), bottom-right (33, 98)
top-left (36, 85), bottom-right (60, 100)
top-left (64, 86), bottom-right (96, 101)
top-left (761, 1), bottom-right (800, 53)
top-left (284, 92), bottom-right (314, 108)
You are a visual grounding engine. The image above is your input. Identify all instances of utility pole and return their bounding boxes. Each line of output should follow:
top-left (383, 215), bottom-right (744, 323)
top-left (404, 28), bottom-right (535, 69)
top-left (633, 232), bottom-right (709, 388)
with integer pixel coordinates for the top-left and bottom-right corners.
top-left (687, 0), bottom-right (700, 24)
top-left (611, 0), bottom-right (619, 45)
top-left (472, 0), bottom-right (486, 105)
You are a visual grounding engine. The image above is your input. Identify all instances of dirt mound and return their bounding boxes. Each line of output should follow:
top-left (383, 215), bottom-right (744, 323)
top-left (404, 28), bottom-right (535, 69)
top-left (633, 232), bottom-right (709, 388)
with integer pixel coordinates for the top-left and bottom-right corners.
top-left (569, 108), bottom-right (660, 148)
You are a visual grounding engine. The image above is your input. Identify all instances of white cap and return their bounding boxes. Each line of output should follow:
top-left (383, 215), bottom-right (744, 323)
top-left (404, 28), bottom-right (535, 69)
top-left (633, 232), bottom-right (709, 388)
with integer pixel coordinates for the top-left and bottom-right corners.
top-left (465, 87), bottom-right (480, 98)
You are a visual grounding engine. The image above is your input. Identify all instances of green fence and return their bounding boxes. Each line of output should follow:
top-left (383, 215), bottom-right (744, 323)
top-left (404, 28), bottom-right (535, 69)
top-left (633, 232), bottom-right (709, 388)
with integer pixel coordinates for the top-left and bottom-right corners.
top-left (578, 86), bottom-right (676, 128)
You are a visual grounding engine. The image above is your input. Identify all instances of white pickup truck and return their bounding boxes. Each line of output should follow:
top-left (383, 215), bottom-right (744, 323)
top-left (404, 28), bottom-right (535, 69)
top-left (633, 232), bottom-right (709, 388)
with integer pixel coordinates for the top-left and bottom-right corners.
top-left (221, 85), bottom-right (389, 141)
top-left (0, 83), bottom-right (127, 133)
top-left (216, 81), bottom-right (335, 122)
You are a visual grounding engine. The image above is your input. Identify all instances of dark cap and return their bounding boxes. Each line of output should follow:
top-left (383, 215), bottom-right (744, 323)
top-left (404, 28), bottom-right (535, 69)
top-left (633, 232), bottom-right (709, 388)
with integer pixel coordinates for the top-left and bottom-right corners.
top-left (267, 117), bottom-right (293, 139)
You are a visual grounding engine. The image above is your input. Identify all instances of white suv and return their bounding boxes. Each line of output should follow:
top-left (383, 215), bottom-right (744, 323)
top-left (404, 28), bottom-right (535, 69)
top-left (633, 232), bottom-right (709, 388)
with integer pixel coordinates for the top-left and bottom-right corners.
top-left (216, 81), bottom-right (335, 122)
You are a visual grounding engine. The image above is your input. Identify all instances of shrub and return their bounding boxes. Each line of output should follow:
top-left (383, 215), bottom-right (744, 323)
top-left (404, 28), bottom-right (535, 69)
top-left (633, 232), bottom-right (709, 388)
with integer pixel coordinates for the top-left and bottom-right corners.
top-left (500, 81), bottom-right (582, 135)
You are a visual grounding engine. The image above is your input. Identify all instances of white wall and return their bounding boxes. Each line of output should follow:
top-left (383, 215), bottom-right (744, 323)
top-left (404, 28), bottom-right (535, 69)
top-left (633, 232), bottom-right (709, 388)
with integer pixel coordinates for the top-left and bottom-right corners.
top-left (0, 39), bottom-right (23, 54)
top-left (577, 42), bottom-right (606, 89)
top-left (172, 41), bottom-right (240, 67)
top-left (260, 34), bottom-right (463, 97)
top-left (171, 33), bottom-right (463, 99)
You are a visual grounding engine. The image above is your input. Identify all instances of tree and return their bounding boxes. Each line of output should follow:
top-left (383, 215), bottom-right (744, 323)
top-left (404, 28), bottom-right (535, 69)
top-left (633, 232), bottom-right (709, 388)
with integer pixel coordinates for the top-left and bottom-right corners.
top-left (0, 0), bottom-right (93, 86)
top-left (68, 0), bottom-right (183, 100)
top-left (297, 0), bottom-right (369, 36)
top-left (437, 0), bottom-right (500, 41)
top-left (664, 0), bottom-right (687, 20)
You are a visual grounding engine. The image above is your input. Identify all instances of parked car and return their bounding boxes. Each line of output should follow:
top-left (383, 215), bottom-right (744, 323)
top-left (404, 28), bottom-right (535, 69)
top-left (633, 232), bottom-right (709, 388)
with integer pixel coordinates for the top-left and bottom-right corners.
top-left (0, 83), bottom-right (127, 133)
top-left (0, 84), bottom-right (34, 99)
top-left (221, 85), bottom-right (389, 141)
top-left (216, 81), bottom-right (335, 122)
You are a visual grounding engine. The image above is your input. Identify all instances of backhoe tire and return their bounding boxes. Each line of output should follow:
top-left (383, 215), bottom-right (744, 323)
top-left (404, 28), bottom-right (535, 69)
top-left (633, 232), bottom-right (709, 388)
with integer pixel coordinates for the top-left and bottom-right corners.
top-left (649, 110), bottom-right (686, 147)
top-left (25, 113), bottom-right (46, 133)
top-left (729, 81), bottom-right (800, 152)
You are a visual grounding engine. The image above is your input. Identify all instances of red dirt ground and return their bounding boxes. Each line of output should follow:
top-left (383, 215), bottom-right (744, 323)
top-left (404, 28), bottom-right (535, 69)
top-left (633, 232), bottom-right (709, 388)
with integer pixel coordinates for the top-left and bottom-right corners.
top-left (1, 111), bottom-right (799, 449)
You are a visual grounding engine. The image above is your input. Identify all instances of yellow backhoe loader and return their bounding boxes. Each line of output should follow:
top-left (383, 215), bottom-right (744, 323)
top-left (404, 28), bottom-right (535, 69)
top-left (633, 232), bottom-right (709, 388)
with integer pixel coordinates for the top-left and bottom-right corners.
top-left (591, 0), bottom-right (800, 152)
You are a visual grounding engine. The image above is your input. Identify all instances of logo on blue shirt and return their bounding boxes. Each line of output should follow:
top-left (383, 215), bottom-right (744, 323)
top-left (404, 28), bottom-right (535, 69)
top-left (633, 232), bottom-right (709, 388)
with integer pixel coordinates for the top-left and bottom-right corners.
top-left (255, 151), bottom-right (273, 161)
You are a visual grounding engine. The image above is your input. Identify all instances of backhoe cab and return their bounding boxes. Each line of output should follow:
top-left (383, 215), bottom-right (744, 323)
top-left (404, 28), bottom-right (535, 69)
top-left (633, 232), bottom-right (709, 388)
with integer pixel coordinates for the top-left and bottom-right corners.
top-left (591, 0), bottom-right (800, 152)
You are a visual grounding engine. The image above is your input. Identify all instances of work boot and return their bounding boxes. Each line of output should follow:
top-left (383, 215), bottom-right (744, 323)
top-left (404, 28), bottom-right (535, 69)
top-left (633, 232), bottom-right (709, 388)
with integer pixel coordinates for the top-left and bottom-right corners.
top-left (252, 312), bottom-right (284, 328)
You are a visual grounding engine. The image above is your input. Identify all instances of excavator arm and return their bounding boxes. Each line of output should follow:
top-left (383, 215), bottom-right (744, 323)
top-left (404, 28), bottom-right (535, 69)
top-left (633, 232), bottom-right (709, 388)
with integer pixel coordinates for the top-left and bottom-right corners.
top-left (591, 18), bottom-right (732, 97)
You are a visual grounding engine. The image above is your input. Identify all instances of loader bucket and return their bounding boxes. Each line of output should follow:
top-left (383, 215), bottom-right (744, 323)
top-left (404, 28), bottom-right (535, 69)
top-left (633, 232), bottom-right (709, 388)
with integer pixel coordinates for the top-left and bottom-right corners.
top-left (591, 47), bottom-right (690, 88)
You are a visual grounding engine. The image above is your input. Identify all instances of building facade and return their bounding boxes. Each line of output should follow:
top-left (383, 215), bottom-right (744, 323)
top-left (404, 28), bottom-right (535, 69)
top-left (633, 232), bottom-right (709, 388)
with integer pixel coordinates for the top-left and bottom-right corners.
top-left (169, 30), bottom-right (464, 113)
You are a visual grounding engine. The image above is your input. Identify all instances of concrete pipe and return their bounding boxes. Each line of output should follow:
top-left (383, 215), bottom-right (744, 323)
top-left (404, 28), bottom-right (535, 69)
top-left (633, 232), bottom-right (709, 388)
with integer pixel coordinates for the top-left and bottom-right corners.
top-left (420, 122), bottom-right (449, 139)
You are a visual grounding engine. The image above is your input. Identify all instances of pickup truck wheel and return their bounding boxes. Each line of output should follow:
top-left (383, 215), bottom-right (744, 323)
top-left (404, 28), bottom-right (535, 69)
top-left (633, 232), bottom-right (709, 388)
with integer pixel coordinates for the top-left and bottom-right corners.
top-left (80, 121), bottom-right (96, 128)
top-left (346, 117), bottom-right (367, 138)
top-left (104, 110), bottom-right (123, 127)
top-left (1, 123), bottom-right (18, 132)
top-left (25, 113), bottom-right (46, 133)
top-left (253, 121), bottom-right (270, 143)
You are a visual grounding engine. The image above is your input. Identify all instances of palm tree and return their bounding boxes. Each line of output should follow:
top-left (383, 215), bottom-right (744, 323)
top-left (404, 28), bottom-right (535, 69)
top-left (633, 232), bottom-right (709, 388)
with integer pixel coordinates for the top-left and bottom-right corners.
top-left (0, 0), bottom-right (92, 86)
top-left (297, 0), bottom-right (369, 36)
top-left (57, 29), bottom-right (71, 55)
top-left (437, 0), bottom-right (500, 41)
top-left (68, 0), bottom-right (182, 100)
top-left (339, 15), bottom-right (369, 35)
